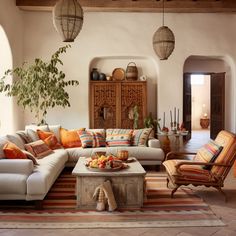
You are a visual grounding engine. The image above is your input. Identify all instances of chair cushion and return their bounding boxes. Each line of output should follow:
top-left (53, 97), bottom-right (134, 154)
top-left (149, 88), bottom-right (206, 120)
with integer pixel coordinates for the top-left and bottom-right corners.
top-left (211, 130), bottom-right (236, 176)
top-left (194, 140), bottom-right (223, 169)
top-left (163, 159), bottom-right (215, 182)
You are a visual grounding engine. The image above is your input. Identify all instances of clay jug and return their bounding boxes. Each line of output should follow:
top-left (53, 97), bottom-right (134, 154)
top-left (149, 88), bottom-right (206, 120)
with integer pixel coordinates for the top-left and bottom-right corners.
top-left (126, 62), bottom-right (138, 81)
top-left (90, 68), bottom-right (99, 81)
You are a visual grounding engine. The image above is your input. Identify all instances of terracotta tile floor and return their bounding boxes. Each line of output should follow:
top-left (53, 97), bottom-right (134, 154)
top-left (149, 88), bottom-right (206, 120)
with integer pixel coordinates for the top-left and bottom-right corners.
top-left (1, 130), bottom-right (236, 235)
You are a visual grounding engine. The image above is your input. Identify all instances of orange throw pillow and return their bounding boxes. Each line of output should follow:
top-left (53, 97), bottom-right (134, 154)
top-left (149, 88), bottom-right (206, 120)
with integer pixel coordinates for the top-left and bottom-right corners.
top-left (44, 135), bottom-right (62, 150)
top-left (3, 142), bottom-right (27, 159)
top-left (37, 129), bottom-right (62, 150)
top-left (60, 127), bottom-right (85, 148)
top-left (37, 129), bottom-right (53, 140)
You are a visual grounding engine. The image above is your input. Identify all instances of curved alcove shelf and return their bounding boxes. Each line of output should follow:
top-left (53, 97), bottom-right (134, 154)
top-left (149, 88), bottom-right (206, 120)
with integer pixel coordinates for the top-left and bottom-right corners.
top-left (89, 55), bottom-right (158, 119)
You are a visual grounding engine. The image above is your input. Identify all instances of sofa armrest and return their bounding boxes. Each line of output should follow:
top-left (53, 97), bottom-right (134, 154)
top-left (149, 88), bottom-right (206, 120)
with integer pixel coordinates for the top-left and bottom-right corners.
top-left (0, 159), bottom-right (34, 175)
top-left (148, 138), bottom-right (161, 148)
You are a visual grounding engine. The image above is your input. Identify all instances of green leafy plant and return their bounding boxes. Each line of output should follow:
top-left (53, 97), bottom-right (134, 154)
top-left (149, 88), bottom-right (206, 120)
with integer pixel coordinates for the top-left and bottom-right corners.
top-left (133, 105), bottom-right (139, 129)
top-left (0, 45), bottom-right (79, 125)
top-left (144, 112), bottom-right (161, 133)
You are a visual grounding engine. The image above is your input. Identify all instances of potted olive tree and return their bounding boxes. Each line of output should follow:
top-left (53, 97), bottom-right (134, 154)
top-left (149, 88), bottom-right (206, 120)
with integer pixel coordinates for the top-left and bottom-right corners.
top-left (0, 45), bottom-right (79, 125)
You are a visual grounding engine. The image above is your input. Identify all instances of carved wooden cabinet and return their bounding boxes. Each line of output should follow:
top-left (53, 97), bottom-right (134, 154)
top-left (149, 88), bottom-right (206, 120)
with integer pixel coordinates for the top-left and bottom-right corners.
top-left (89, 81), bottom-right (147, 129)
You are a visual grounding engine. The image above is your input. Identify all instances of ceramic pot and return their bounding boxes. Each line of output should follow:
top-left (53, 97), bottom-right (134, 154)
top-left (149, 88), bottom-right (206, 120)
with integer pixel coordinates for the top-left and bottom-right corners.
top-left (99, 73), bottom-right (106, 81)
top-left (91, 68), bottom-right (99, 81)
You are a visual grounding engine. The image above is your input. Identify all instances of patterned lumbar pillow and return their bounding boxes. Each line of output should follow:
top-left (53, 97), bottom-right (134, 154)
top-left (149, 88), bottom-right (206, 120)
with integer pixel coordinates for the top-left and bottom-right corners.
top-left (132, 128), bottom-right (152, 146)
top-left (25, 140), bottom-right (53, 158)
top-left (106, 129), bottom-right (132, 147)
top-left (194, 140), bottom-right (223, 170)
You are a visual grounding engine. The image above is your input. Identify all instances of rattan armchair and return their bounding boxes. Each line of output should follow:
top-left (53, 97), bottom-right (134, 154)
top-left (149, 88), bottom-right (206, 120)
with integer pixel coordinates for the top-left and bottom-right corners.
top-left (163, 130), bottom-right (236, 201)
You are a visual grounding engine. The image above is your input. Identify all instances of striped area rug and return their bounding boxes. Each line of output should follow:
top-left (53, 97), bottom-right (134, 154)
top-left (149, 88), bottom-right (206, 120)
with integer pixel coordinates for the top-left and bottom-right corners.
top-left (0, 169), bottom-right (224, 229)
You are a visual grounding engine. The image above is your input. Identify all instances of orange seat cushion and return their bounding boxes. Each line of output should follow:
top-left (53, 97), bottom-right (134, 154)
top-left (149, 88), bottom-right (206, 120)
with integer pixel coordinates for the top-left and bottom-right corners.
top-left (3, 142), bottom-right (27, 159)
top-left (60, 127), bottom-right (85, 148)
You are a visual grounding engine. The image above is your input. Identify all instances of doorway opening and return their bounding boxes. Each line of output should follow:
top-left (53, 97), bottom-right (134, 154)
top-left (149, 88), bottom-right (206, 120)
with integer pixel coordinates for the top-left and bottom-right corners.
top-left (191, 74), bottom-right (210, 140)
top-left (183, 56), bottom-right (230, 142)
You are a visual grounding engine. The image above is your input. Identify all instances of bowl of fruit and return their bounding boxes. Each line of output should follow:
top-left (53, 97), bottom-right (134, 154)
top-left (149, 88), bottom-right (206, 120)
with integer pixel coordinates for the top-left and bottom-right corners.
top-left (85, 155), bottom-right (127, 172)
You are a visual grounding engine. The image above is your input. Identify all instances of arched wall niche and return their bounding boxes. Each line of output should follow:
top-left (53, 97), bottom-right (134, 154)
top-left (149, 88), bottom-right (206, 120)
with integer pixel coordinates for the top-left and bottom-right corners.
top-left (89, 56), bottom-right (159, 120)
top-left (0, 25), bottom-right (14, 135)
top-left (183, 55), bottom-right (235, 132)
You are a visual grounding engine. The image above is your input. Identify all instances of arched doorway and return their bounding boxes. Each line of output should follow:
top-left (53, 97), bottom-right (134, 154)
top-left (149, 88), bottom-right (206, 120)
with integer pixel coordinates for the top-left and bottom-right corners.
top-left (0, 25), bottom-right (14, 135)
top-left (183, 56), bottom-right (232, 140)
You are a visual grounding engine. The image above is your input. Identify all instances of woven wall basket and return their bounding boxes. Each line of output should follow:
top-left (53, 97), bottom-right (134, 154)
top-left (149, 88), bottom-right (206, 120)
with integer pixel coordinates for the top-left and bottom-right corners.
top-left (153, 26), bottom-right (175, 60)
top-left (53, 0), bottom-right (83, 42)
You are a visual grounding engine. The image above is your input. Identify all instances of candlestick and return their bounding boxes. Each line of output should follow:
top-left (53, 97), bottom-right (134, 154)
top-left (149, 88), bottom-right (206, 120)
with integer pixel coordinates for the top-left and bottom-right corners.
top-left (163, 112), bottom-right (165, 127)
top-left (174, 107), bottom-right (176, 123)
top-left (177, 109), bottom-right (179, 124)
top-left (170, 110), bottom-right (172, 124)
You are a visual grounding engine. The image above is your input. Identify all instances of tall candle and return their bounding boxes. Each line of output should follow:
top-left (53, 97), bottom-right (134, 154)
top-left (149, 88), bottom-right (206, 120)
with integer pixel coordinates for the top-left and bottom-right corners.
top-left (170, 110), bottom-right (172, 124)
top-left (177, 109), bottom-right (179, 124)
top-left (163, 112), bottom-right (165, 127)
top-left (174, 107), bottom-right (176, 123)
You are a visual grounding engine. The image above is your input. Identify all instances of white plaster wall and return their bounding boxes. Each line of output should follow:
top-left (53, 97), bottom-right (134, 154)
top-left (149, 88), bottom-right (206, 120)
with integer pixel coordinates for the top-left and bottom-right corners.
top-left (192, 75), bottom-right (210, 130)
top-left (21, 11), bottom-right (236, 131)
top-left (0, 0), bottom-right (24, 133)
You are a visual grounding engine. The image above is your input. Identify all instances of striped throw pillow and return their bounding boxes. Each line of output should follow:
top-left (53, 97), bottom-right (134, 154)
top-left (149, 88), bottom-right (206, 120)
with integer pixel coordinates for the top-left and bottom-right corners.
top-left (106, 129), bottom-right (132, 147)
top-left (78, 131), bottom-right (106, 148)
top-left (194, 140), bottom-right (223, 169)
top-left (132, 128), bottom-right (152, 146)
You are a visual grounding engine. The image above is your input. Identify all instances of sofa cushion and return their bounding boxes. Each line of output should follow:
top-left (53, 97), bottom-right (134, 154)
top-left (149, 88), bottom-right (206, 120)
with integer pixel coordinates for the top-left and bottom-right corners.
top-left (3, 142), bottom-right (27, 159)
top-left (6, 134), bottom-right (25, 150)
top-left (48, 125), bottom-right (61, 142)
top-left (16, 130), bottom-right (33, 143)
top-left (106, 129), bottom-right (132, 147)
top-left (60, 127), bottom-right (85, 148)
top-left (25, 124), bottom-right (50, 132)
top-left (25, 140), bottom-right (53, 158)
top-left (27, 149), bottom-right (68, 197)
top-left (0, 173), bottom-right (28, 195)
top-left (26, 129), bottom-right (40, 142)
top-left (132, 128), bottom-right (152, 146)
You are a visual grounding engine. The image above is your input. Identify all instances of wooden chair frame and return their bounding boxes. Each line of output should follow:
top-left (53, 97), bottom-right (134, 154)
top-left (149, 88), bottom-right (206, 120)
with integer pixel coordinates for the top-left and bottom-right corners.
top-left (165, 151), bottom-right (236, 202)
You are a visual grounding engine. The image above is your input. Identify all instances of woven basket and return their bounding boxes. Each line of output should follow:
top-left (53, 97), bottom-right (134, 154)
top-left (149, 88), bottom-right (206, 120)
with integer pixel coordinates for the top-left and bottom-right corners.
top-left (126, 62), bottom-right (138, 81)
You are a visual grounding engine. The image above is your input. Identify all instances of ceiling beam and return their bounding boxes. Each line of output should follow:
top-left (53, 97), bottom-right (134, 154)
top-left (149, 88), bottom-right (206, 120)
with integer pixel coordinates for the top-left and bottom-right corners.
top-left (16, 0), bottom-right (236, 13)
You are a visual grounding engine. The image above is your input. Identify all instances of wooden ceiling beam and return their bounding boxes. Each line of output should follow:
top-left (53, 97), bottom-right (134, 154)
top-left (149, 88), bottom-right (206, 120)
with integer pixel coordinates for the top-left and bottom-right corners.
top-left (16, 0), bottom-right (236, 13)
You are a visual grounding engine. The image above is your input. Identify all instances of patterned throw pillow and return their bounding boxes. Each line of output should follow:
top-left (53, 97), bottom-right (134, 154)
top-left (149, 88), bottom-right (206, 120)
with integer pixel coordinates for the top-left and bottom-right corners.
top-left (16, 130), bottom-right (33, 143)
top-left (37, 130), bottom-right (62, 150)
top-left (194, 140), bottom-right (223, 169)
top-left (132, 128), bottom-right (152, 146)
top-left (25, 140), bottom-right (53, 159)
top-left (78, 130), bottom-right (106, 148)
top-left (106, 129), bottom-right (132, 147)
top-left (3, 142), bottom-right (27, 159)
top-left (60, 127), bottom-right (85, 148)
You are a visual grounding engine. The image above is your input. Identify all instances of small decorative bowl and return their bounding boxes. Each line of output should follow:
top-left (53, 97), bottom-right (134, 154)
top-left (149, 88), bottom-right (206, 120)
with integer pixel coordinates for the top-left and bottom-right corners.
top-left (117, 150), bottom-right (129, 161)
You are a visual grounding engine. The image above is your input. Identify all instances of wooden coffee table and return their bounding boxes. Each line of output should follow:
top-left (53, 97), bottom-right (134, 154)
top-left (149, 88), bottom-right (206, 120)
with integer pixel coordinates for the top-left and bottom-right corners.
top-left (72, 157), bottom-right (146, 209)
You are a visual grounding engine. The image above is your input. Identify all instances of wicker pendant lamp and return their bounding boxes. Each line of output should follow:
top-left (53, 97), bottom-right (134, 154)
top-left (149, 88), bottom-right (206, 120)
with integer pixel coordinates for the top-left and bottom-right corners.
top-left (153, 0), bottom-right (175, 60)
top-left (53, 0), bottom-right (83, 42)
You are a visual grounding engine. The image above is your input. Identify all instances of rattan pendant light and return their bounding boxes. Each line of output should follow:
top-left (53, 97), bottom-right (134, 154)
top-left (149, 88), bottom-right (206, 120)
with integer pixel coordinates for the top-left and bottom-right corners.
top-left (153, 0), bottom-right (175, 60)
top-left (53, 0), bottom-right (83, 42)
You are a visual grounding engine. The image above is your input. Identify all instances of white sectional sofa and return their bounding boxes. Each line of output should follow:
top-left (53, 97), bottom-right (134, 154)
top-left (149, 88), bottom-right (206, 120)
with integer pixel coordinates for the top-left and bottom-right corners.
top-left (0, 125), bottom-right (164, 206)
